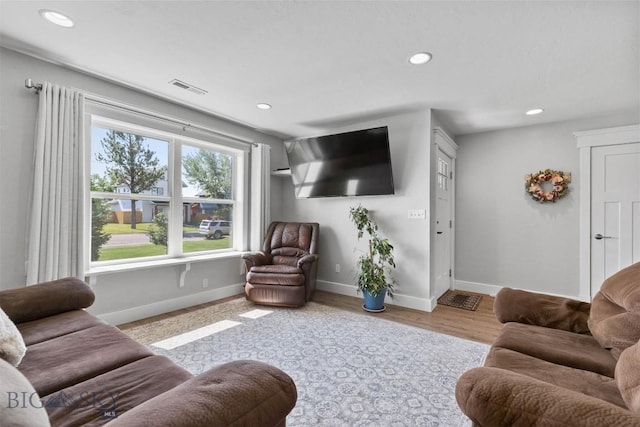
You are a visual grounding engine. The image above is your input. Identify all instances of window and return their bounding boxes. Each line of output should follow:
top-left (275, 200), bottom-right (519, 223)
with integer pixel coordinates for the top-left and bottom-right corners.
top-left (181, 143), bottom-right (235, 254)
top-left (88, 115), bottom-right (245, 267)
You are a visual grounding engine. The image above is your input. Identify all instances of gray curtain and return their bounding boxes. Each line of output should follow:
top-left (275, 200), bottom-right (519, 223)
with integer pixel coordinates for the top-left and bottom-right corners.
top-left (250, 143), bottom-right (271, 251)
top-left (26, 83), bottom-right (85, 284)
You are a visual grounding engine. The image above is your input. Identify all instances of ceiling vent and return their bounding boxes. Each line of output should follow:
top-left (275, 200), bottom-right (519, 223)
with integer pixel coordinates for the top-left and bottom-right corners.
top-left (169, 79), bottom-right (207, 95)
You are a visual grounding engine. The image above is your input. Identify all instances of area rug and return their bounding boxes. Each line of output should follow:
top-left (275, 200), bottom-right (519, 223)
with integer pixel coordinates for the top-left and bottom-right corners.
top-left (122, 300), bottom-right (488, 426)
top-left (437, 290), bottom-right (482, 311)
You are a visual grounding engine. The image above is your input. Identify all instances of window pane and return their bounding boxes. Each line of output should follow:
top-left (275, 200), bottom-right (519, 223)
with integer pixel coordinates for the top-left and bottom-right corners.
top-left (91, 126), bottom-right (169, 196)
top-left (183, 204), bottom-right (233, 253)
top-left (88, 114), bottom-right (243, 267)
top-left (182, 145), bottom-right (233, 199)
top-left (91, 198), bottom-right (169, 261)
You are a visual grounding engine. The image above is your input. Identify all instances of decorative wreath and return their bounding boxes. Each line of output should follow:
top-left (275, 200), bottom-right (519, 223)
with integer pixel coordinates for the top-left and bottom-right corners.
top-left (525, 169), bottom-right (571, 203)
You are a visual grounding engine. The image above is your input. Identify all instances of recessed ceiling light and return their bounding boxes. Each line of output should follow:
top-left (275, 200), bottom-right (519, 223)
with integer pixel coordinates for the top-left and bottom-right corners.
top-left (39, 9), bottom-right (74, 28)
top-left (525, 108), bottom-right (544, 116)
top-left (409, 52), bottom-right (432, 65)
top-left (257, 103), bottom-right (272, 110)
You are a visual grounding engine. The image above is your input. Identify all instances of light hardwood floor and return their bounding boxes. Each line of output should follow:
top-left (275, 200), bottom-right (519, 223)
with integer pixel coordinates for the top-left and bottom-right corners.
top-left (119, 290), bottom-right (501, 345)
top-left (313, 290), bottom-right (501, 344)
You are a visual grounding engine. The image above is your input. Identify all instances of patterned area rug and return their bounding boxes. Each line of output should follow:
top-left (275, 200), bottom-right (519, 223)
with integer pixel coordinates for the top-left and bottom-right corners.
top-left (122, 300), bottom-right (488, 426)
top-left (437, 290), bottom-right (482, 311)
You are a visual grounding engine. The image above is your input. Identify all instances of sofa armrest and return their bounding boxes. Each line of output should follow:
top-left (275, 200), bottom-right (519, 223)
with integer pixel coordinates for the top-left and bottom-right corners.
top-left (105, 360), bottom-right (297, 427)
top-left (494, 287), bottom-right (591, 333)
top-left (0, 278), bottom-right (95, 324)
top-left (297, 254), bottom-right (318, 268)
top-left (456, 367), bottom-right (639, 427)
top-left (241, 251), bottom-right (271, 271)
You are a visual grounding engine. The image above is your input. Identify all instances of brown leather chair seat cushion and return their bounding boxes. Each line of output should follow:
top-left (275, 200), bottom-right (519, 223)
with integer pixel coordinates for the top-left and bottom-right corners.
top-left (493, 322), bottom-right (617, 377)
top-left (247, 265), bottom-right (305, 286)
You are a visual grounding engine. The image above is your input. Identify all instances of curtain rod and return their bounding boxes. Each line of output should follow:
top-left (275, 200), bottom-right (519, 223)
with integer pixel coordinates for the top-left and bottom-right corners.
top-left (24, 78), bottom-right (258, 147)
top-left (25, 78), bottom-right (43, 94)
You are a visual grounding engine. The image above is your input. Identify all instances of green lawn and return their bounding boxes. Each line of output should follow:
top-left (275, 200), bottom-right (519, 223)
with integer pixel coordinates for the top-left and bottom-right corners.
top-left (99, 244), bottom-right (166, 260)
top-left (98, 237), bottom-right (231, 261)
top-left (102, 223), bottom-right (154, 234)
top-left (103, 223), bottom-right (200, 235)
top-left (183, 238), bottom-right (231, 253)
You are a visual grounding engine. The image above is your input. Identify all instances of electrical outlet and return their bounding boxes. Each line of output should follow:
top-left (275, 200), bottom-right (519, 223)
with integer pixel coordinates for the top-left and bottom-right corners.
top-left (408, 209), bottom-right (426, 220)
top-left (335, 263), bottom-right (341, 273)
top-left (203, 278), bottom-right (208, 288)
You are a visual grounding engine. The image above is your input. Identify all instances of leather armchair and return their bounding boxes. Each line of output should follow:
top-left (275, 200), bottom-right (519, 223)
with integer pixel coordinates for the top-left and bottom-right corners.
top-left (242, 222), bottom-right (319, 307)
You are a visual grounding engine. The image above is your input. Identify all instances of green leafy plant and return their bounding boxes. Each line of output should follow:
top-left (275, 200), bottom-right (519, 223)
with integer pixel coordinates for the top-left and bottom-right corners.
top-left (147, 213), bottom-right (168, 246)
top-left (90, 174), bottom-right (113, 261)
top-left (91, 199), bottom-right (112, 261)
top-left (349, 205), bottom-right (395, 297)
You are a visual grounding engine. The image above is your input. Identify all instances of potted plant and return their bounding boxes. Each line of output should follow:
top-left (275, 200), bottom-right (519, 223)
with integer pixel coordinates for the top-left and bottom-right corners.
top-left (349, 205), bottom-right (396, 312)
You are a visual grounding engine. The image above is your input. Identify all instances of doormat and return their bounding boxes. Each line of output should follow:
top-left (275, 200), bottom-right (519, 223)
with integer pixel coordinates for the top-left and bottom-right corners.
top-left (438, 290), bottom-right (482, 311)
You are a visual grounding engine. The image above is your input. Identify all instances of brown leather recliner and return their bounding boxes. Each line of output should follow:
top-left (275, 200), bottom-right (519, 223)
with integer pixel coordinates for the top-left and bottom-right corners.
top-left (242, 222), bottom-right (319, 307)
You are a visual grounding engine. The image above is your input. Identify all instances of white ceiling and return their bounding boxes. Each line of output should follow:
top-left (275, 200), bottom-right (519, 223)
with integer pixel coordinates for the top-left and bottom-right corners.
top-left (1, 1), bottom-right (638, 139)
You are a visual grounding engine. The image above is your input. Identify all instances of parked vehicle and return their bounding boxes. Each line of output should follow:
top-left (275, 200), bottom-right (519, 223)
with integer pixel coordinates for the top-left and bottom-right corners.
top-left (198, 220), bottom-right (231, 239)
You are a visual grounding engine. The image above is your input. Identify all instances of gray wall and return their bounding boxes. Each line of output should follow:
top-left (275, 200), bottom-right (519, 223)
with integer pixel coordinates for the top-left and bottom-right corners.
top-left (0, 47), bottom-right (284, 323)
top-left (273, 111), bottom-right (438, 310)
top-left (454, 112), bottom-right (639, 299)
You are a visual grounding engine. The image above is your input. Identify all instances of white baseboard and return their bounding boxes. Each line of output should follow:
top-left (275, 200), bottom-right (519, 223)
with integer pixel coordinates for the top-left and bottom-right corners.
top-left (94, 283), bottom-right (245, 326)
top-left (393, 293), bottom-right (436, 312)
top-left (316, 280), bottom-right (435, 312)
top-left (316, 279), bottom-right (357, 297)
top-left (454, 280), bottom-right (589, 302)
top-left (454, 280), bottom-right (503, 297)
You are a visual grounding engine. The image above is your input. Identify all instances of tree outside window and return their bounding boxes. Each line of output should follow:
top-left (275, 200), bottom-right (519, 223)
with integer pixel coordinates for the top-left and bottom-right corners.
top-left (95, 130), bottom-right (167, 229)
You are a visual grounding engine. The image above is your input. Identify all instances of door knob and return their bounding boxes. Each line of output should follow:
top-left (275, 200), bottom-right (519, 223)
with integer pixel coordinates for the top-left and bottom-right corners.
top-left (594, 233), bottom-right (612, 240)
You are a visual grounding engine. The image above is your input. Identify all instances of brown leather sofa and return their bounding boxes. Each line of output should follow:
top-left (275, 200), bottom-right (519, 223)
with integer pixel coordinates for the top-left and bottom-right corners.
top-left (242, 222), bottom-right (319, 307)
top-left (0, 278), bottom-right (297, 426)
top-left (456, 261), bottom-right (640, 426)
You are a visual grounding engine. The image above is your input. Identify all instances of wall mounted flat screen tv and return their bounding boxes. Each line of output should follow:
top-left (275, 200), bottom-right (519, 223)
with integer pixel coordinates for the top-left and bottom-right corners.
top-left (285, 126), bottom-right (394, 198)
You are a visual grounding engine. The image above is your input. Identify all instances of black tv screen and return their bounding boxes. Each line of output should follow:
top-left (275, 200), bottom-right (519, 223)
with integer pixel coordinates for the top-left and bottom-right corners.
top-left (285, 126), bottom-right (394, 198)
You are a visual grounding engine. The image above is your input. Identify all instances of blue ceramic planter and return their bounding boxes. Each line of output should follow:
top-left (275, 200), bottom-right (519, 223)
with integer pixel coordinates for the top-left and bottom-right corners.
top-left (362, 289), bottom-right (386, 312)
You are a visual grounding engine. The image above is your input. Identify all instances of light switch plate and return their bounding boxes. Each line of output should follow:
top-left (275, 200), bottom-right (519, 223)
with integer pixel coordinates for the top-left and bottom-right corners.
top-left (408, 209), bottom-right (426, 220)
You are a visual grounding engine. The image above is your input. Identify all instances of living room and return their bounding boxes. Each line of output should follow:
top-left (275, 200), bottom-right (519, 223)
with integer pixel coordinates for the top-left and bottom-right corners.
top-left (1, 1), bottom-right (639, 426)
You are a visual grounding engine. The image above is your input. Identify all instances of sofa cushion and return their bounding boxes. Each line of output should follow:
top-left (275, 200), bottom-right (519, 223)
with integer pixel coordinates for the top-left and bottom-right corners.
top-left (19, 324), bottom-right (154, 396)
top-left (616, 340), bottom-right (640, 415)
top-left (0, 278), bottom-right (95, 324)
top-left (485, 346), bottom-right (626, 408)
top-left (493, 288), bottom-right (590, 334)
top-left (456, 366), bottom-right (639, 427)
top-left (493, 322), bottom-right (617, 377)
top-left (18, 310), bottom-right (106, 346)
top-left (589, 261), bottom-right (640, 359)
top-left (493, 287), bottom-right (590, 333)
top-left (0, 358), bottom-right (50, 427)
top-left (247, 265), bottom-right (305, 286)
top-left (0, 306), bottom-right (26, 366)
top-left (269, 222), bottom-right (314, 251)
top-left (42, 355), bottom-right (192, 426)
top-left (105, 360), bottom-right (298, 427)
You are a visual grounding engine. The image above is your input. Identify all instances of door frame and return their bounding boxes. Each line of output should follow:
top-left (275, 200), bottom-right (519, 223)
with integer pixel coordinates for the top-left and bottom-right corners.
top-left (574, 124), bottom-right (640, 300)
top-left (432, 127), bottom-right (458, 302)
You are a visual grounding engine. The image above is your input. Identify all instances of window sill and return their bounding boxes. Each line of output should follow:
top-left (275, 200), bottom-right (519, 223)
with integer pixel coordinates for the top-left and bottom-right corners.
top-left (86, 251), bottom-right (244, 282)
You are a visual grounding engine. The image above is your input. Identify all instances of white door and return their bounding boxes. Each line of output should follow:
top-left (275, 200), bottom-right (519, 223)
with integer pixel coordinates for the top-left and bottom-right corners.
top-left (434, 148), bottom-right (453, 299)
top-left (591, 142), bottom-right (640, 295)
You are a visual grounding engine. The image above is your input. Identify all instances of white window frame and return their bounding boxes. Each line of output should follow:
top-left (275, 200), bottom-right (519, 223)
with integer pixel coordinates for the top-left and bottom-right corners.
top-left (84, 111), bottom-right (247, 275)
